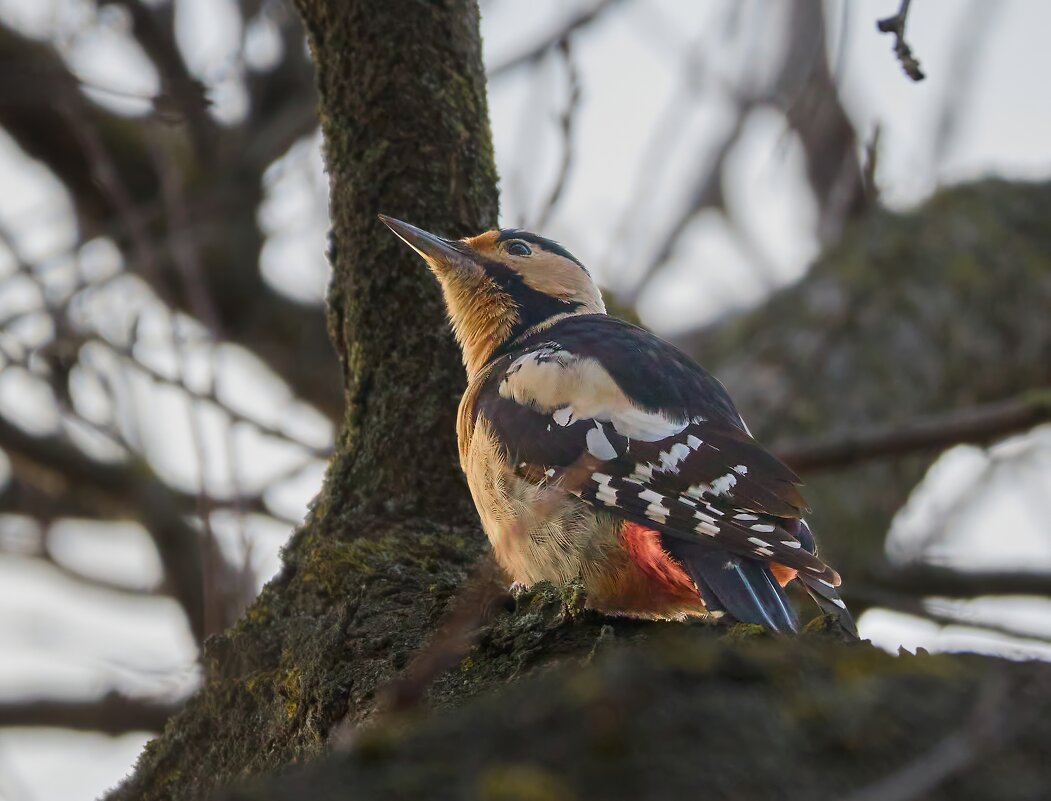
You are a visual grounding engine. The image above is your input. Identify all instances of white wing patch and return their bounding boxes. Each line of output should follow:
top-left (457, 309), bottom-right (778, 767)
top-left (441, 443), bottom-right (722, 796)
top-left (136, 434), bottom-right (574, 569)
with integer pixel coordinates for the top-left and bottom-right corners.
top-left (658, 442), bottom-right (691, 473)
top-left (708, 473), bottom-right (738, 496)
top-left (586, 423), bottom-right (618, 460)
top-left (498, 347), bottom-right (697, 443)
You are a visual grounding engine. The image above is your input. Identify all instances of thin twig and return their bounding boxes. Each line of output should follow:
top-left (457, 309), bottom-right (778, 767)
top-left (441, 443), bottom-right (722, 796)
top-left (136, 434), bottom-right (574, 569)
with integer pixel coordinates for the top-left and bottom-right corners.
top-left (532, 40), bottom-right (580, 230)
top-left (488, 0), bottom-right (624, 78)
top-left (0, 692), bottom-right (181, 735)
top-left (877, 0), bottom-right (926, 81)
top-left (775, 391), bottom-right (1051, 472)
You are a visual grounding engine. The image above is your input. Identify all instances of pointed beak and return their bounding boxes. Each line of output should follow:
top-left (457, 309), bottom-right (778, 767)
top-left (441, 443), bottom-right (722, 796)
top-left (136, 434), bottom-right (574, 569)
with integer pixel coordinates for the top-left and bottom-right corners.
top-left (378, 215), bottom-right (464, 266)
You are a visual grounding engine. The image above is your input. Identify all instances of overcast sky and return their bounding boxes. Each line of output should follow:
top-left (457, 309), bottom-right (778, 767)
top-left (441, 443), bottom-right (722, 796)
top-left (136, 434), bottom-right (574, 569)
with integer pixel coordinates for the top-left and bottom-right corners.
top-left (1, 1), bottom-right (1050, 799)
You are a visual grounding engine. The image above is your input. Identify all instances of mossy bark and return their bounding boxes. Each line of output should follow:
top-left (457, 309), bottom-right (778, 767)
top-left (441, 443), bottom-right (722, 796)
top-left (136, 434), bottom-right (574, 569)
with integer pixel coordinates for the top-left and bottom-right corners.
top-left (224, 630), bottom-right (1051, 801)
top-left (107, 2), bottom-right (498, 798)
top-left (105, 3), bottom-right (1051, 797)
top-left (298, 0), bottom-right (499, 520)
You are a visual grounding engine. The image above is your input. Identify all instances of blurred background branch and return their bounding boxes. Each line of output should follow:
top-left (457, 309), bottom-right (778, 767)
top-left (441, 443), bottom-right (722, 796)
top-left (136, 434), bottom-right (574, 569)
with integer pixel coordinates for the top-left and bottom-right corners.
top-left (0, 1), bottom-right (1049, 798)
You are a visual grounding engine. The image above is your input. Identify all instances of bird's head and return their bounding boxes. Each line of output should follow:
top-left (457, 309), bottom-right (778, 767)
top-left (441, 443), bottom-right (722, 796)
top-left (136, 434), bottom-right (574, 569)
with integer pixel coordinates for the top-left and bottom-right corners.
top-left (379, 215), bottom-right (605, 375)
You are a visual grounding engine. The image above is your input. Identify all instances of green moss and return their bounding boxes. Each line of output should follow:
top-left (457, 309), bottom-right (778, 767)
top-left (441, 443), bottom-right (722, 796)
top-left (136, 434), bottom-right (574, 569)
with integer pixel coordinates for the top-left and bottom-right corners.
top-left (720, 622), bottom-right (769, 642)
top-left (477, 764), bottom-right (576, 801)
top-left (223, 632), bottom-right (1051, 801)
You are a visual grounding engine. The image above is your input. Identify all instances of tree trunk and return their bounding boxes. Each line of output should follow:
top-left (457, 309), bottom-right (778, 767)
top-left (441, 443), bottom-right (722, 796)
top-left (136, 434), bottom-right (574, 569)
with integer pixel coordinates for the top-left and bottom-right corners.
top-left (106, 1), bottom-right (1051, 797)
top-left (108, 1), bottom-right (499, 798)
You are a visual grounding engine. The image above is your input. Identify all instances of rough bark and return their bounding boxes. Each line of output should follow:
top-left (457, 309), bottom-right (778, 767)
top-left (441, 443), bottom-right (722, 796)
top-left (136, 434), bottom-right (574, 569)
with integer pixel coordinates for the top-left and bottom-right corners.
top-left (224, 631), bottom-right (1051, 801)
top-left (104, 3), bottom-right (1051, 799)
top-left (297, 0), bottom-right (499, 518)
top-left (107, 1), bottom-right (498, 798)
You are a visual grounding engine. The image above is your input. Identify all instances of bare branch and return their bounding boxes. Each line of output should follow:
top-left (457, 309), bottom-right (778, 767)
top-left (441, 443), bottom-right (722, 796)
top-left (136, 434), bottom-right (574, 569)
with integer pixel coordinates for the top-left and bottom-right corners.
top-left (0, 412), bottom-right (206, 641)
top-left (843, 578), bottom-right (1051, 648)
top-left (531, 40), bottom-right (580, 230)
top-left (775, 391), bottom-right (1051, 473)
top-left (0, 692), bottom-right (181, 735)
top-left (0, 21), bottom-right (341, 419)
top-left (0, 549), bottom-right (156, 599)
top-left (97, 0), bottom-right (216, 157)
top-left (92, 336), bottom-right (331, 460)
top-left (877, 0), bottom-right (926, 81)
top-left (854, 565), bottom-right (1051, 601)
top-left (488, 0), bottom-right (624, 78)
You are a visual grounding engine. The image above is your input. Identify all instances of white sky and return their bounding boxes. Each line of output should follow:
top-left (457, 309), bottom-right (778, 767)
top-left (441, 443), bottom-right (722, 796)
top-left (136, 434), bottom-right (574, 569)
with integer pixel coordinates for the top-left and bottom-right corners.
top-left (0, 1), bottom-right (1050, 799)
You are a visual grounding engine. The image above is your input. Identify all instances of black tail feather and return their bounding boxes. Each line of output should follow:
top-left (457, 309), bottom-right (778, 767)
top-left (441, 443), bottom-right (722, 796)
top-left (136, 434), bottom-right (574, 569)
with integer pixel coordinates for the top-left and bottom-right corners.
top-left (664, 538), bottom-right (799, 634)
top-left (799, 574), bottom-right (859, 638)
top-left (792, 520), bottom-right (859, 638)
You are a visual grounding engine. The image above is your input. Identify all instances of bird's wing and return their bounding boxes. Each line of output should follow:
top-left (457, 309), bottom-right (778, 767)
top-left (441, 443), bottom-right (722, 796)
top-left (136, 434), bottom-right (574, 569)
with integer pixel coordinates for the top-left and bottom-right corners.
top-left (474, 317), bottom-right (840, 589)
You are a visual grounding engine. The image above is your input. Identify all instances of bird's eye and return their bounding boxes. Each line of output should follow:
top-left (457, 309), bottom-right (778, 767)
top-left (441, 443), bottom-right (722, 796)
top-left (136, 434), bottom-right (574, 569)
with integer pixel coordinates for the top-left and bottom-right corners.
top-left (506, 241), bottom-right (532, 256)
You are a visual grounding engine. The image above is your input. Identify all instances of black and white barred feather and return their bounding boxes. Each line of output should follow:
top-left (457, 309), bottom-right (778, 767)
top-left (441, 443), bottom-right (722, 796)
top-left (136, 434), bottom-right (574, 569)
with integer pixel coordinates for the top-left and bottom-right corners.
top-left (474, 314), bottom-right (856, 634)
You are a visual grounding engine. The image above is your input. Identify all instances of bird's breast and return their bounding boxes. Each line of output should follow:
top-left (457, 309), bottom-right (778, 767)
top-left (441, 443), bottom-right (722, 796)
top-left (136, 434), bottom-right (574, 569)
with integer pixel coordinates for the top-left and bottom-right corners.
top-left (459, 408), bottom-right (708, 620)
top-left (460, 414), bottom-right (600, 586)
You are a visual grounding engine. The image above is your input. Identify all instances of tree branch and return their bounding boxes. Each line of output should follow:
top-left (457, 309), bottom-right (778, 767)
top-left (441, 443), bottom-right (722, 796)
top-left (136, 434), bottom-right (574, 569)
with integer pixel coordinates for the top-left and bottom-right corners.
top-left (0, 692), bottom-right (181, 735)
top-left (856, 565), bottom-right (1051, 600)
top-left (0, 413), bottom-right (206, 642)
top-left (775, 391), bottom-right (1051, 473)
top-left (877, 0), bottom-right (926, 81)
top-left (97, 0), bottom-right (216, 158)
top-left (488, 0), bottom-right (623, 77)
top-left (0, 21), bottom-right (341, 420)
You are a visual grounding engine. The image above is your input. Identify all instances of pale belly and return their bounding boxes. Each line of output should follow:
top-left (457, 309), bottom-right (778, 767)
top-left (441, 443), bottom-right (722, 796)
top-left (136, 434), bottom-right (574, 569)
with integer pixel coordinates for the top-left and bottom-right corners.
top-left (465, 432), bottom-right (611, 586)
top-left (462, 422), bottom-right (707, 620)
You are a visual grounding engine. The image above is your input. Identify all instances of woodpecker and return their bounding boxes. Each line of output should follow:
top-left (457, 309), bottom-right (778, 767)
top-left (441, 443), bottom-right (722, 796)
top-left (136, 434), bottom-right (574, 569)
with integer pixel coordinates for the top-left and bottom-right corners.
top-left (380, 215), bottom-right (856, 635)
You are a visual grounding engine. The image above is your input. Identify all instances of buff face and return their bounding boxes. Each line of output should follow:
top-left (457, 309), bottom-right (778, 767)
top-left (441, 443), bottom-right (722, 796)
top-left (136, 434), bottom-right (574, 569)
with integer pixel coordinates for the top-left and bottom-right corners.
top-left (379, 216), bottom-right (604, 375)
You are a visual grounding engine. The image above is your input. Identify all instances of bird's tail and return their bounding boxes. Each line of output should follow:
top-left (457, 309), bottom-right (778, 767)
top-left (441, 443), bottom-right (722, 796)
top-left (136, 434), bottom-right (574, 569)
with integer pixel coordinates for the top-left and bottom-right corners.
top-left (663, 538), bottom-right (799, 634)
top-left (798, 574), bottom-right (858, 638)
top-left (792, 520), bottom-right (859, 638)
